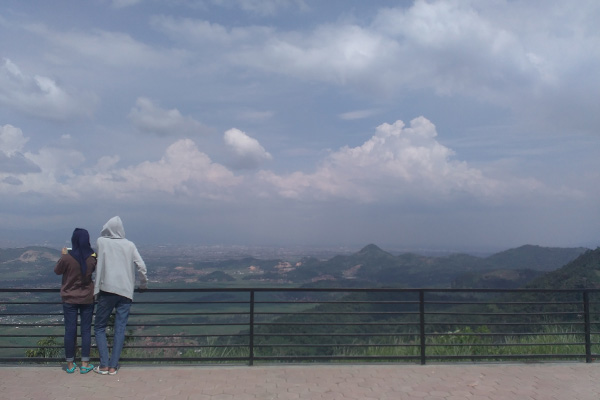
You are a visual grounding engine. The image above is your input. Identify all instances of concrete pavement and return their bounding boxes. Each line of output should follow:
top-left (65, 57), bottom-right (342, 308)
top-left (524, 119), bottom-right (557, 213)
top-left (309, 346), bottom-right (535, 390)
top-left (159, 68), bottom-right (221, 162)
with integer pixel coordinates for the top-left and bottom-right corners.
top-left (1, 363), bottom-right (600, 400)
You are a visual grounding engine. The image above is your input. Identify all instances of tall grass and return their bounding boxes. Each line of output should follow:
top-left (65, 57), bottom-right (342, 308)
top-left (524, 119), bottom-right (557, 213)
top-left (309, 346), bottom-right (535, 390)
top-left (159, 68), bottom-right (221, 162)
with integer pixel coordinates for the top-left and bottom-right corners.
top-left (333, 326), bottom-right (589, 362)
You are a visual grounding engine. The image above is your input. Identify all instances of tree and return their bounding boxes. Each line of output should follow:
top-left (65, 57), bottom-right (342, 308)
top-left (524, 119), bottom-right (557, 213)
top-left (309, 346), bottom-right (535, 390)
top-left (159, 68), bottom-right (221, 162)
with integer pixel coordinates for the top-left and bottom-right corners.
top-left (25, 337), bottom-right (62, 358)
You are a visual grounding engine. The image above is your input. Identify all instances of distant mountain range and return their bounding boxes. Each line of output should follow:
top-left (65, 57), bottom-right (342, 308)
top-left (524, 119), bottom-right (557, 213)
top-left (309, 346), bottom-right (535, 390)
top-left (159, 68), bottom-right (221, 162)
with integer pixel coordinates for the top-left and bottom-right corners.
top-left (285, 244), bottom-right (589, 289)
top-left (0, 244), bottom-right (593, 289)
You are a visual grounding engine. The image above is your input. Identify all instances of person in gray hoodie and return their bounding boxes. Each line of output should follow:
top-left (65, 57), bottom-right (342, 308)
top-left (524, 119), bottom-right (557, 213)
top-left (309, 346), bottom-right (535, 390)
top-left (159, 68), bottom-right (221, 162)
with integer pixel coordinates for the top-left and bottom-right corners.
top-left (93, 216), bottom-right (148, 375)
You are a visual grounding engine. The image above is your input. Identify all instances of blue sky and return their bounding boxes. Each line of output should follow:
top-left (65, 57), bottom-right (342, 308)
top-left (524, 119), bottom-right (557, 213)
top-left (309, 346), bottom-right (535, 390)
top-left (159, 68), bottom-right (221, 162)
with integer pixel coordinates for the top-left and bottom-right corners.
top-left (1, 0), bottom-right (599, 252)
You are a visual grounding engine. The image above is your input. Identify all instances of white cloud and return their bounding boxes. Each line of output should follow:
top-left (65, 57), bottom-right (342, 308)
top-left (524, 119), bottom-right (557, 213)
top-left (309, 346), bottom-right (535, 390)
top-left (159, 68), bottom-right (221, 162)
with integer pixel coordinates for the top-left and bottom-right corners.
top-left (25, 147), bottom-right (86, 179)
top-left (71, 139), bottom-right (241, 201)
top-left (0, 143), bottom-right (86, 198)
top-left (0, 59), bottom-right (98, 120)
top-left (0, 122), bottom-right (224, 200)
top-left (0, 125), bottom-right (40, 174)
top-left (224, 128), bottom-right (272, 170)
top-left (93, 155), bottom-right (120, 172)
top-left (240, 4), bottom-right (524, 99)
top-left (233, 24), bottom-right (394, 89)
top-left (128, 97), bottom-right (210, 136)
top-left (1, 131), bottom-right (241, 202)
top-left (259, 117), bottom-right (514, 202)
top-left (372, 1), bottom-right (536, 98)
top-left (0, 124), bottom-right (29, 156)
top-left (184, 3), bottom-right (523, 100)
top-left (0, 118), bottom-right (554, 208)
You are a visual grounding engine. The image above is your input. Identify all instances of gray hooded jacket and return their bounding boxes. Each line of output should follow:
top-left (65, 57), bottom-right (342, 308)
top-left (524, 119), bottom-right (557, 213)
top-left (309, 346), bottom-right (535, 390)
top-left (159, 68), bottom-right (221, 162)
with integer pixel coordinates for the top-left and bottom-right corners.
top-left (94, 216), bottom-right (148, 300)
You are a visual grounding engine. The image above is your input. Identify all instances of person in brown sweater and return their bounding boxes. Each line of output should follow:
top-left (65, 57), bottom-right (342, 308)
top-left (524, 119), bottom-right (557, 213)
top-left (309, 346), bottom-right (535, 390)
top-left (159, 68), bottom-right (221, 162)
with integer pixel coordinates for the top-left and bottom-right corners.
top-left (54, 228), bottom-right (97, 373)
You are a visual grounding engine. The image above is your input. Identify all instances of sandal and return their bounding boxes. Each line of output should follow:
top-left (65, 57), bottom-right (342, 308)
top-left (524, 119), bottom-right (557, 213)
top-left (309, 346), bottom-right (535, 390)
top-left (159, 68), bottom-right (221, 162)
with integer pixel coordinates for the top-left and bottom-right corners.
top-left (93, 365), bottom-right (109, 375)
top-left (66, 362), bottom-right (77, 374)
top-left (108, 368), bottom-right (118, 375)
top-left (79, 364), bottom-right (94, 374)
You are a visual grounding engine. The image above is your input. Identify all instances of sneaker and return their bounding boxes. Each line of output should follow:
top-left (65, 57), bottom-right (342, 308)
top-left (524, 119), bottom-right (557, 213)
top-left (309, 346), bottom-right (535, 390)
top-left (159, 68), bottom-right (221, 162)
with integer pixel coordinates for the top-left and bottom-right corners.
top-left (93, 366), bottom-right (109, 375)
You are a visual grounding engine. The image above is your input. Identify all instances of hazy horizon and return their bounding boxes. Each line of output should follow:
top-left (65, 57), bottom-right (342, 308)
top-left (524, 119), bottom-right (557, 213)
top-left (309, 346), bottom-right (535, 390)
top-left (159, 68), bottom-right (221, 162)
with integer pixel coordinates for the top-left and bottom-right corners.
top-left (0, 234), bottom-right (595, 261)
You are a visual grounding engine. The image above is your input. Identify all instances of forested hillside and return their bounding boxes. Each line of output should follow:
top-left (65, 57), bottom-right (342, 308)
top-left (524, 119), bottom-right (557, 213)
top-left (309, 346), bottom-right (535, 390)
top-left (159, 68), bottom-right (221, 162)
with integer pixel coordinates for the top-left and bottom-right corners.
top-left (0, 247), bottom-right (61, 287)
top-left (525, 247), bottom-right (600, 289)
top-left (486, 245), bottom-right (589, 271)
top-left (286, 244), bottom-right (587, 288)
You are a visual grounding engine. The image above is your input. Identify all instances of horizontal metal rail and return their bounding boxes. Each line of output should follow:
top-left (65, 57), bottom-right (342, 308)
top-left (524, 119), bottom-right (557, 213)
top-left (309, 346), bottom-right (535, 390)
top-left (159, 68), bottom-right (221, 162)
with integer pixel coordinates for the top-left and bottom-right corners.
top-left (1, 287), bottom-right (599, 365)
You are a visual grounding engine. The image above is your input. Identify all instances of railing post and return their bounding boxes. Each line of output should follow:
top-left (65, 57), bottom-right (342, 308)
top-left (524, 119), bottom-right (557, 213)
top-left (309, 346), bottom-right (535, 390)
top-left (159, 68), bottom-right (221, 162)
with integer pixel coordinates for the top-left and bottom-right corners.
top-left (249, 290), bottom-right (255, 366)
top-left (419, 289), bottom-right (426, 365)
top-left (583, 290), bottom-right (592, 363)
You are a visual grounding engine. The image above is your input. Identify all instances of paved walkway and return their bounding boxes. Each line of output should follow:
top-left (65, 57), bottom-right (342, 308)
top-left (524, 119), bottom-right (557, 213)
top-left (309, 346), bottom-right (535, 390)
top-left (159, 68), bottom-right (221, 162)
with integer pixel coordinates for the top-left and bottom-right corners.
top-left (1, 363), bottom-right (599, 400)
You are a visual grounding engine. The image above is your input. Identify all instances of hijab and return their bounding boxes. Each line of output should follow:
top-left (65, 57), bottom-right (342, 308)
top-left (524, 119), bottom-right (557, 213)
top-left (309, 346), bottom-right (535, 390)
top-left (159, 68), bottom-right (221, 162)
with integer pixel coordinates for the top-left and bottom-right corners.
top-left (69, 228), bottom-right (94, 276)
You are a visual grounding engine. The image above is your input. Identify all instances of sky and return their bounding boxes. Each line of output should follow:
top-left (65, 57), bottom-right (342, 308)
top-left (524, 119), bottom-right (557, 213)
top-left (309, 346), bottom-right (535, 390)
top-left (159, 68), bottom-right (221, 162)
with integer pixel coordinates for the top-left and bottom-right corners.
top-left (1, 0), bottom-right (600, 252)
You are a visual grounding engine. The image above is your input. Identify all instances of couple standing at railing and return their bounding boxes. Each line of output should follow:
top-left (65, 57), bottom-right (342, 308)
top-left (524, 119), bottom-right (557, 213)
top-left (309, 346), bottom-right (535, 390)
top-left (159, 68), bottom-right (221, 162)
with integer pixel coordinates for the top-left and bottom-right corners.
top-left (54, 216), bottom-right (148, 375)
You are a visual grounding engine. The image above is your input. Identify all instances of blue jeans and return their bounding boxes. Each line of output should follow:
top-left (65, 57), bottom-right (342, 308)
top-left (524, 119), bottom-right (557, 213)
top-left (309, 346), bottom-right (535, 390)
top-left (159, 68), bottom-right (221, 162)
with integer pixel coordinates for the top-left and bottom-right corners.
top-left (94, 292), bottom-right (132, 369)
top-left (62, 303), bottom-right (94, 362)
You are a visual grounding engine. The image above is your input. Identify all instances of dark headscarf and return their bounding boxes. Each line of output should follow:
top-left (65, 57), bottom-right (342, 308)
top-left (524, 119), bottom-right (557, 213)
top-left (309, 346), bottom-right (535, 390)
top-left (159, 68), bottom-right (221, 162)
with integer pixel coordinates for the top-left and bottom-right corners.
top-left (68, 228), bottom-right (94, 276)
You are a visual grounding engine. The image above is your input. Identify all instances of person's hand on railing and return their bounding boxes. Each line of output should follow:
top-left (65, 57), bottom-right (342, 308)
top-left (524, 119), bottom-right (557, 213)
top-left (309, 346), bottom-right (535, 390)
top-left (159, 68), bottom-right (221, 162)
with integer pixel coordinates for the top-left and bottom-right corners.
top-left (137, 283), bottom-right (148, 293)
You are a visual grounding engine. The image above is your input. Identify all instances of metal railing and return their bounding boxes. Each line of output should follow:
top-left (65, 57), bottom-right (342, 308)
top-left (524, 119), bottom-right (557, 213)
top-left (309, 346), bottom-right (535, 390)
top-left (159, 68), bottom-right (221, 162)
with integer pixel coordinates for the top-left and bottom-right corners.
top-left (1, 288), bottom-right (599, 365)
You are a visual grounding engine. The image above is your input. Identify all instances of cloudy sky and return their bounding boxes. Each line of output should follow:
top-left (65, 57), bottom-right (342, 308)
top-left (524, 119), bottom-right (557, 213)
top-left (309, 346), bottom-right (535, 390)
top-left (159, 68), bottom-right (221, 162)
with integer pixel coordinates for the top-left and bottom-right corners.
top-left (1, 0), bottom-right (599, 252)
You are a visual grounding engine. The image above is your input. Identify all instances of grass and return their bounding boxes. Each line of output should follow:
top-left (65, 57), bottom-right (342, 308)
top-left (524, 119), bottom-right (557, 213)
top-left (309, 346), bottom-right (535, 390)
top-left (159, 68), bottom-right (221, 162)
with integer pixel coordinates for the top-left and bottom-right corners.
top-left (102, 325), bottom-right (597, 364)
top-left (332, 326), bottom-right (592, 362)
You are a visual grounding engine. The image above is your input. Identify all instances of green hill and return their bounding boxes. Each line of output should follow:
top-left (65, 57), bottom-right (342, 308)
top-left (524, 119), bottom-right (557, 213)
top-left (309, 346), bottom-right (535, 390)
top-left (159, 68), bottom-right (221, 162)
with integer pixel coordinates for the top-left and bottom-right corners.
top-left (0, 246), bottom-right (60, 263)
top-left (0, 246), bottom-right (61, 287)
top-left (485, 244), bottom-right (588, 271)
top-left (525, 247), bottom-right (600, 289)
top-left (451, 269), bottom-right (544, 289)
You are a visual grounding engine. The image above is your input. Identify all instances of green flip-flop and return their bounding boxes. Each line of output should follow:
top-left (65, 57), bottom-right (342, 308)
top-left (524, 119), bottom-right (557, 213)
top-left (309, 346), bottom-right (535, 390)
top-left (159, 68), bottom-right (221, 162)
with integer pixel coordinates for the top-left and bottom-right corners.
top-left (66, 362), bottom-right (77, 374)
top-left (79, 364), bottom-right (94, 374)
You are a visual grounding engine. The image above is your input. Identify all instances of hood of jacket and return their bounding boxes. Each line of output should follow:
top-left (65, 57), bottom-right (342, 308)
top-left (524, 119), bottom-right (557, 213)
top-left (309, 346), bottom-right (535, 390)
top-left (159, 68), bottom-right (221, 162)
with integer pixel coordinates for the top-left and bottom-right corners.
top-left (101, 216), bottom-right (125, 239)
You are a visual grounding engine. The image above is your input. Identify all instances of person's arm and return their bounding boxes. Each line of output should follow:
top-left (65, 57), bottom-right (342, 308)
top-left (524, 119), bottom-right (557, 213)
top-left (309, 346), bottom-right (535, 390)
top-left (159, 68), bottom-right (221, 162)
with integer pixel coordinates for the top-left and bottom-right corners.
top-left (54, 256), bottom-right (67, 275)
top-left (88, 253), bottom-right (97, 274)
top-left (133, 247), bottom-right (148, 289)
